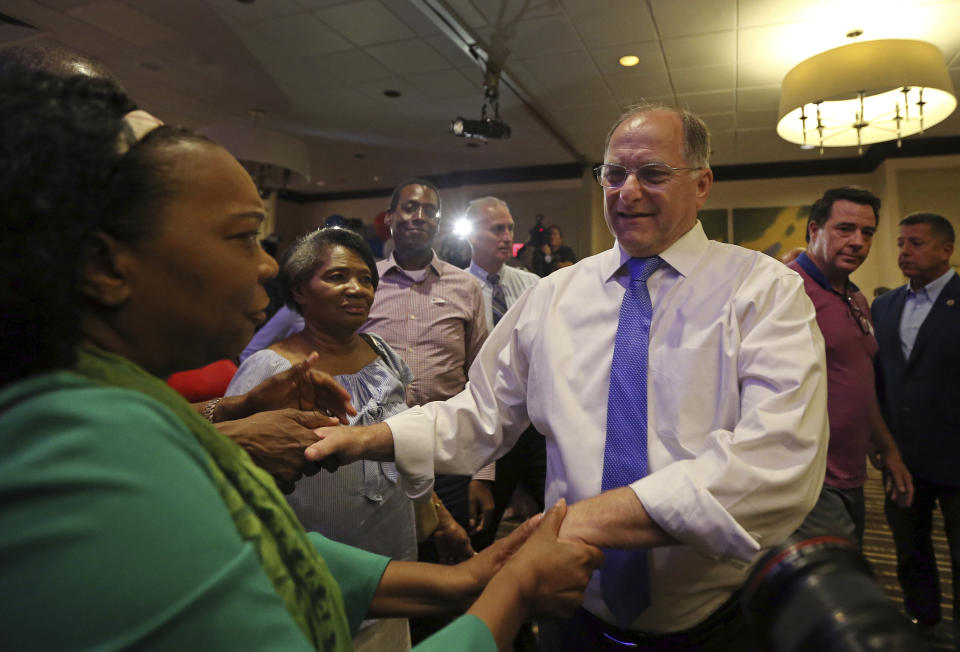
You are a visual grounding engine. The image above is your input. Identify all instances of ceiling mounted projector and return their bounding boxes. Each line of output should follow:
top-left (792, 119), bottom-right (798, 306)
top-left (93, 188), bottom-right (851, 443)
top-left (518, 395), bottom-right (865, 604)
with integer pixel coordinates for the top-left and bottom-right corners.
top-left (451, 60), bottom-right (511, 141)
top-left (450, 117), bottom-right (511, 139)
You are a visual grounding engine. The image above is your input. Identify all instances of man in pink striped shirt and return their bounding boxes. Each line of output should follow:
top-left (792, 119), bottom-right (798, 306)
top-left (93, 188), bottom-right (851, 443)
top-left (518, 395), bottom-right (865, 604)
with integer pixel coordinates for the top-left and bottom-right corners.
top-left (359, 179), bottom-right (488, 569)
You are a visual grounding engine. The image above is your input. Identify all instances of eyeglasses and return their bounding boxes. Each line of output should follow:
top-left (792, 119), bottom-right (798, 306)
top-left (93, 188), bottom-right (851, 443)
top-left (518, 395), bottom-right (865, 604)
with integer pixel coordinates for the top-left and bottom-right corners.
top-left (395, 199), bottom-right (440, 221)
top-left (845, 294), bottom-right (873, 336)
top-left (593, 162), bottom-right (704, 189)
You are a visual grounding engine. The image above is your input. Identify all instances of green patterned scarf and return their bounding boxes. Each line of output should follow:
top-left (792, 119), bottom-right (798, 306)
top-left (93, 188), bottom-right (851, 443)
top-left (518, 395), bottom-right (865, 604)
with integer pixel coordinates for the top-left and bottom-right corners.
top-left (71, 345), bottom-right (352, 651)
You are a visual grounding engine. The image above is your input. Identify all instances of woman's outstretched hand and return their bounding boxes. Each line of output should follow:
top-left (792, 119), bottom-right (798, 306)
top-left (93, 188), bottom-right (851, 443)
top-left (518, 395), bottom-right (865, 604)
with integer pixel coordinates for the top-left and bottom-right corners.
top-left (215, 408), bottom-right (341, 492)
top-left (465, 499), bottom-right (603, 651)
top-left (217, 352), bottom-right (356, 423)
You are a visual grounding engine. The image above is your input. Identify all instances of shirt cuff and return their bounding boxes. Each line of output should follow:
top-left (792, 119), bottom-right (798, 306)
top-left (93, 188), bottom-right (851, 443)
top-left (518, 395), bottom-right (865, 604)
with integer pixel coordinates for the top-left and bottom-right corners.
top-left (386, 407), bottom-right (436, 500)
top-left (630, 466), bottom-right (760, 563)
top-left (472, 463), bottom-right (496, 482)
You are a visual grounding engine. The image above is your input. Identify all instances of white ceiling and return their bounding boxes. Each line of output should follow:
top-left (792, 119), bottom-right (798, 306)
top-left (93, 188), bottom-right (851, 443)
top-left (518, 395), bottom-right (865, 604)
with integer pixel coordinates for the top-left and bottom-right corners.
top-left (3, 0), bottom-right (960, 193)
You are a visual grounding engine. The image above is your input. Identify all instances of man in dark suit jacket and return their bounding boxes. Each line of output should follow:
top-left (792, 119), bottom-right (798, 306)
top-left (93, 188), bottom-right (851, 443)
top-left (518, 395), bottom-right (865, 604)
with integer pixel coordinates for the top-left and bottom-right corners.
top-left (872, 212), bottom-right (959, 642)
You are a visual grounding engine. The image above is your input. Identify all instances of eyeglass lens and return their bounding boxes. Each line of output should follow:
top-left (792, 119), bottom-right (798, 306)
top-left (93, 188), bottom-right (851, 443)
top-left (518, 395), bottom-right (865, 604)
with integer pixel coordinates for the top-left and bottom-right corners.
top-left (597, 164), bottom-right (675, 188)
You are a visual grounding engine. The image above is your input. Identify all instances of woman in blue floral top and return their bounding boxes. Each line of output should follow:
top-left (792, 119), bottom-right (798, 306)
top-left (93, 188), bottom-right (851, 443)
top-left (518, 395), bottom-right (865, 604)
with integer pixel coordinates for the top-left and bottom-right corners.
top-left (227, 227), bottom-right (416, 650)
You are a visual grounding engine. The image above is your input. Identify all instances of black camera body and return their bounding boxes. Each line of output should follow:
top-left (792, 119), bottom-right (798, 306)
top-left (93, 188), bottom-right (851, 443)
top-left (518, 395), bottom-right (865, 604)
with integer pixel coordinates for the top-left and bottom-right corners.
top-left (528, 213), bottom-right (548, 249)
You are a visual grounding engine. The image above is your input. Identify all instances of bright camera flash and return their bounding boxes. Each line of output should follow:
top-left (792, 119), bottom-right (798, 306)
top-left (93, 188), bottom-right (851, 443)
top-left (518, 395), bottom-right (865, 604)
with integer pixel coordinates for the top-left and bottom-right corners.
top-left (453, 218), bottom-right (472, 237)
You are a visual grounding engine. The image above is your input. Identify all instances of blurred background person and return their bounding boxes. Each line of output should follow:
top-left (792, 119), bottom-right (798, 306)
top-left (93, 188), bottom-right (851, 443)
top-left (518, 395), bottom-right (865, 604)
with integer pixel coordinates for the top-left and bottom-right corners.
top-left (438, 232), bottom-right (473, 269)
top-left (466, 196), bottom-right (544, 651)
top-left (532, 224), bottom-right (577, 276)
top-left (873, 212), bottom-right (959, 645)
top-left (465, 196), bottom-right (545, 551)
top-left (788, 187), bottom-right (911, 548)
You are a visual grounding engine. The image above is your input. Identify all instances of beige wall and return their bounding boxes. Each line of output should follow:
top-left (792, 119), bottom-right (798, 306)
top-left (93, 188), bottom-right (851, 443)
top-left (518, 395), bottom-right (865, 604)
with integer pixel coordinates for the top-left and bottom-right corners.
top-left (274, 195), bottom-right (384, 249)
top-left (896, 162), bottom-right (960, 273)
top-left (704, 170), bottom-right (893, 292)
top-left (271, 154), bottom-right (960, 297)
top-left (702, 155), bottom-right (960, 296)
top-left (442, 179), bottom-right (583, 250)
top-left (275, 178), bottom-right (590, 260)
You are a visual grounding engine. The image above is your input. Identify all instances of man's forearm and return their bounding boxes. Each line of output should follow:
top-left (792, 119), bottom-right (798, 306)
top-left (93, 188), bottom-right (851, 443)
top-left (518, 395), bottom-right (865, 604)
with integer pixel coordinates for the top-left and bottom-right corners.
top-left (354, 422), bottom-right (396, 461)
top-left (556, 486), bottom-right (676, 549)
top-left (305, 421), bottom-right (397, 467)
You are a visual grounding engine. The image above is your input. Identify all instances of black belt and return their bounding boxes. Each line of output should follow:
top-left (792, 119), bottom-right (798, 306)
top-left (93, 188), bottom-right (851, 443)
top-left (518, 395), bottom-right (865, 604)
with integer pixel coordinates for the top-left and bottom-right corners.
top-left (577, 595), bottom-right (744, 648)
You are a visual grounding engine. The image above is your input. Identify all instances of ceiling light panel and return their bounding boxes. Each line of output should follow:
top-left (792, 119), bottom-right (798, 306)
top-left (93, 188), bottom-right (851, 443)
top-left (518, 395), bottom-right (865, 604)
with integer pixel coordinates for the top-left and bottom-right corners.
top-left (737, 86), bottom-right (782, 111)
top-left (608, 70), bottom-right (674, 103)
top-left (564, 0), bottom-right (657, 48)
top-left (406, 69), bottom-right (478, 100)
top-left (676, 90), bottom-right (736, 114)
top-left (314, 0), bottom-right (414, 46)
top-left (66, 0), bottom-right (177, 46)
top-left (206, 0), bottom-right (301, 22)
top-left (475, 15), bottom-right (582, 60)
top-left (662, 31), bottom-right (736, 69)
top-left (366, 39), bottom-right (452, 75)
top-left (259, 13), bottom-right (352, 56)
top-left (671, 64), bottom-right (735, 94)
top-left (650, 0), bottom-right (736, 37)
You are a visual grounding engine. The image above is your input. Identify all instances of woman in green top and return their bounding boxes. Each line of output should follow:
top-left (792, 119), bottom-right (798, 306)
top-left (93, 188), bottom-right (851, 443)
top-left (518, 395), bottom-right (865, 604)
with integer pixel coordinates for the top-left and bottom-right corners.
top-left (0, 66), bottom-right (602, 651)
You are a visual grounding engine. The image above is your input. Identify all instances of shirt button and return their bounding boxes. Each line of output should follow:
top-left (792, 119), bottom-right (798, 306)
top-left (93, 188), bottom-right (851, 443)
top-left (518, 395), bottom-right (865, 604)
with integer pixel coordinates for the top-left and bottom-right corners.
top-left (410, 315), bottom-right (416, 319)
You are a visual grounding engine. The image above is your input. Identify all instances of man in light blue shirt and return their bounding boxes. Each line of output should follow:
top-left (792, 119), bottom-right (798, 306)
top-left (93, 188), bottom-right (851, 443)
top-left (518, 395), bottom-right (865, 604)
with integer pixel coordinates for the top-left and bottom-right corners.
top-left (467, 197), bottom-right (541, 333)
top-left (872, 212), bottom-right (959, 644)
top-left (899, 259), bottom-right (955, 360)
top-left (464, 196), bottom-right (544, 551)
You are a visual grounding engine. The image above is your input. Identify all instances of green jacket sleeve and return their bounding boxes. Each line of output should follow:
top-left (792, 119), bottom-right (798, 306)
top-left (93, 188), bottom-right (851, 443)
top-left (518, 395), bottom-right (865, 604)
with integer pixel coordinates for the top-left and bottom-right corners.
top-left (0, 374), bottom-right (497, 652)
top-left (307, 532), bottom-right (389, 634)
top-left (0, 376), bottom-right (315, 651)
top-left (306, 532), bottom-right (495, 651)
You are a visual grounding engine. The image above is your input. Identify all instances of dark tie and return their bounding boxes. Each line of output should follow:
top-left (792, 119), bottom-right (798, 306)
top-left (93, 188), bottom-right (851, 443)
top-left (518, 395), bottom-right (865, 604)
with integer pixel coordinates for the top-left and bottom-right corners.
top-left (488, 273), bottom-right (508, 325)
top-left (600, 255), bottom-right (662, 628)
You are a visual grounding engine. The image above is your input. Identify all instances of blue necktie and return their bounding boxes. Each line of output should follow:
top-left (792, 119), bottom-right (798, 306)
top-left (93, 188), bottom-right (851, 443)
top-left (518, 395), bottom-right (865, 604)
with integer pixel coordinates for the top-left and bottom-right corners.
top-left (601, 255), bottom-right (661, 628)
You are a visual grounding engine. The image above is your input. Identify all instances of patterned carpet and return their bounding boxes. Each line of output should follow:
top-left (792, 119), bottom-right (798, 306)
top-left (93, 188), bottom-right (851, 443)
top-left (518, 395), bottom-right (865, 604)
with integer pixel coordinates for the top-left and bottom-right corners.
top-left (863, 466), bottom-right (955, 650)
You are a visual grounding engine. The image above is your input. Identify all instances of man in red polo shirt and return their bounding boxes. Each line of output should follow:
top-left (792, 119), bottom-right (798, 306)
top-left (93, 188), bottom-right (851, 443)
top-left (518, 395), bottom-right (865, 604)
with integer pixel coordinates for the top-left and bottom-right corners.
top-left (790, 186), bottom-right (913, 546)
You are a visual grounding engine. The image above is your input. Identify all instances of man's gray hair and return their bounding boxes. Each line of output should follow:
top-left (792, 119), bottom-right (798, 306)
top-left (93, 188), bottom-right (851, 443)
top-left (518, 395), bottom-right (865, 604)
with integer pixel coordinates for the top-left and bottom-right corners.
top-left (466, 196), bottom-right (509, 221)
top-left (604, 103), bottom-right (711, 169)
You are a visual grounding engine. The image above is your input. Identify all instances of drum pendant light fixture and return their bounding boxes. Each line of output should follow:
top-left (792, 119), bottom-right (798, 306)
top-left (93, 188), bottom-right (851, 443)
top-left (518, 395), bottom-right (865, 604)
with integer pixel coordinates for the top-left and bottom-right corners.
top-left (777, 38), bottom-right (956, 154)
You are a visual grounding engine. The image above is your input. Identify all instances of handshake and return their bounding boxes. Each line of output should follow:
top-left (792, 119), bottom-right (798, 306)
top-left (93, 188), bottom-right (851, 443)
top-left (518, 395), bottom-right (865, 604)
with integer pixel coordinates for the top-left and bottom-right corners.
top-left (202, 353), bottom-right (604, 635)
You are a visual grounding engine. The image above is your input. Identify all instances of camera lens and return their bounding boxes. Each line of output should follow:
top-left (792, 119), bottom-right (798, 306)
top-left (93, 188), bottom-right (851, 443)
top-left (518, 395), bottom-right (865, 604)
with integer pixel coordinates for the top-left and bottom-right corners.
top-left (741, 536), bottom-right (926, 652)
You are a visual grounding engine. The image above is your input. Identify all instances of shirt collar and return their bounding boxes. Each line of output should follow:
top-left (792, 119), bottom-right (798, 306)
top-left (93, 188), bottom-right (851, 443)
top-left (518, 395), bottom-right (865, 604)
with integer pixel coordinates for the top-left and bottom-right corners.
top-left (383, 250), bottom-right (442, 279)
top-left (602, 220), bottom-right (708, 282)
top-left (795, 251), bottom-right (861, 295)
top-left (469, 259), bottom-right (502, 283)
top-left (907, 267), bottom-right (956, 300)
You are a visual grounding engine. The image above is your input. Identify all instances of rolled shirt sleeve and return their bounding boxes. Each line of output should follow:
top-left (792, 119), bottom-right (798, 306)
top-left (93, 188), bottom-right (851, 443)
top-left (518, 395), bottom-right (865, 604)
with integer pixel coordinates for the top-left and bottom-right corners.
top-left (633, 268), bottom-right (827, 561)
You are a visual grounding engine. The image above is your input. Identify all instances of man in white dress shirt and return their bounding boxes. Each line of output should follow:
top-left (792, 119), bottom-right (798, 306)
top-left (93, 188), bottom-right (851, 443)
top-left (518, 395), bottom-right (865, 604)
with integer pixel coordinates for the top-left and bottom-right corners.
top-left (308, 105), bottom-right (828, 650)
top-left (464, 197), bottom-right (544, 551)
